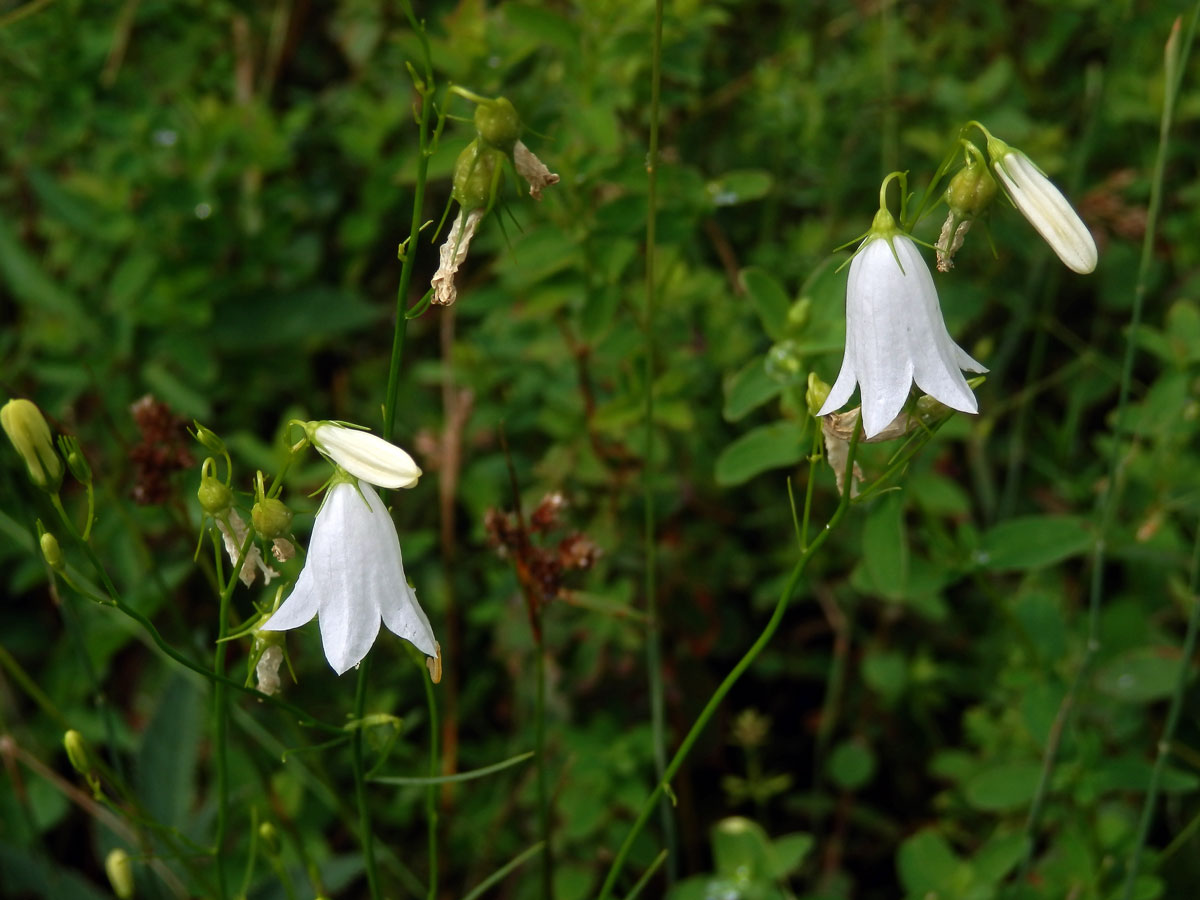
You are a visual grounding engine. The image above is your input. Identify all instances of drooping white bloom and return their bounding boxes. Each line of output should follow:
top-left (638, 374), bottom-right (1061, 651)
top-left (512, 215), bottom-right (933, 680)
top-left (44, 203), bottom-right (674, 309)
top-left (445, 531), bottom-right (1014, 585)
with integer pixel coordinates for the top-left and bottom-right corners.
top-left (989, 139), bottom-right (1097, 274)
top-left (819, 232), bottom-right (987, 439)
top-left (261, 480), bottom-right (437, 675)
top-left (309, 422), bottom-right (422, 489)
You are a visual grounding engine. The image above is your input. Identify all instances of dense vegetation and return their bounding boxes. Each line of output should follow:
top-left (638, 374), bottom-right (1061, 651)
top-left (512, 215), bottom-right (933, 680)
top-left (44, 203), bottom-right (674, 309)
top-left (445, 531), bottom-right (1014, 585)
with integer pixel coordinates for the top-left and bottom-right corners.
top-left (2, 1), bottom-right (1198, 898)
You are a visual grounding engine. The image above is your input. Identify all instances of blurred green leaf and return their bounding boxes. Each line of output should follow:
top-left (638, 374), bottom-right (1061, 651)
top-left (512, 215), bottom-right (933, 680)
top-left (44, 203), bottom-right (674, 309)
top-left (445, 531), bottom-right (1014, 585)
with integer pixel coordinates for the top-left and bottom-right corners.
top-left (714, 421), bottom-right (806, 486)
top-left (723, 356), bottom-right (782, 422)
top-left (136, 673), bottom-right (204, 829)
top-left (962, 762), bottom-right (1042, 813)
top-left (740, 267), bottom-right (791, 341)
top-left (974, 515), bottom-right (1092, 570)
top-left (827, 739), bottom-right (876, 790)
top-left (1095, 647), bottom-right (1183, 704)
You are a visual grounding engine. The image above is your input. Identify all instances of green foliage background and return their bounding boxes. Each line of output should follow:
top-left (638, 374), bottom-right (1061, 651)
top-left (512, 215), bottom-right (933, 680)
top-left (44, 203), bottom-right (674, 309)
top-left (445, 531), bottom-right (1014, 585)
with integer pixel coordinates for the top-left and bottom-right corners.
top-left (2, 0), bottom-right (1199, 898)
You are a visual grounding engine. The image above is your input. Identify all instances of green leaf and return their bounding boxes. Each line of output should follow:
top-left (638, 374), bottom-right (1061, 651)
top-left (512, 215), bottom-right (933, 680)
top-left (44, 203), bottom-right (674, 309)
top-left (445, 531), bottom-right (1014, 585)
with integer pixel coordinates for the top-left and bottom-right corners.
top-left (974, 515), bottom-right (1092, 571)
top-left (714, 421), bottom-right (807, 487)
top-left (707, 170), bottom-right (773, 207)
top-left (861, 493), bottom-right (909, 600)
top-left (768, 832), bottom-right (814, 878)
top-left (723, 356), bottom-right (782, 422)
top-left (962, 761), bottom-right (1042, 812)
top-left (1094, 647), bottom-right (1182, 704)
top-left (827, 739), bottom-right (876, 790)
top-left (972, 831), bottom-right (1029, 883)
top-left (711, 817), bottom-right (772, 878)
top-left (897, 829), bottom-right (962, 895)
top-left (136, 673), bottom-right (204, 829)
top-left (0, 217), bottom-right (94, 351)
top-left (740, 267), bottom-right (791, 341)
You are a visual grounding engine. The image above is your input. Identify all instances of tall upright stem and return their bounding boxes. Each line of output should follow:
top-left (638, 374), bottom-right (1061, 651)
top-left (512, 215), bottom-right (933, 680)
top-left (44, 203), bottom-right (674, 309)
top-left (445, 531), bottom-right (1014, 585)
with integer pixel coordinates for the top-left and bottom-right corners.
top-left (641, 0), bottom-right (675, 878)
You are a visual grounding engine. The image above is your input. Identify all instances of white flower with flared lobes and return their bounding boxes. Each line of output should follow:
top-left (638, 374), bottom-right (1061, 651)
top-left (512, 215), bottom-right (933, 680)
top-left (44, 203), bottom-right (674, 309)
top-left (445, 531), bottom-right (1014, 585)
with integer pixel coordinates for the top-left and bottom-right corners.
top-left (818, 200), bottom-right (986, 439)
top-left (261, 479), bottom-right (437, 675)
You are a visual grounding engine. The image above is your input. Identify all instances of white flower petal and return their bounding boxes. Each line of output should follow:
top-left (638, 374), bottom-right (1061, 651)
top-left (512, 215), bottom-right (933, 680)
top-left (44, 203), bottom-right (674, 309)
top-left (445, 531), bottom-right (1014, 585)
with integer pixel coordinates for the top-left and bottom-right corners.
top-left (993, 151), bottom-right (1097, 274)
top-left (312, 423), bottom-right (422, 489)
top-left (263, 481), bottom-right (438, 675)
top-left (380, 581), bottom-right (438, 658)
top-left (820, 234), bottom-right (983, 439)
top-left (261, 581), bottom-right (320, 630)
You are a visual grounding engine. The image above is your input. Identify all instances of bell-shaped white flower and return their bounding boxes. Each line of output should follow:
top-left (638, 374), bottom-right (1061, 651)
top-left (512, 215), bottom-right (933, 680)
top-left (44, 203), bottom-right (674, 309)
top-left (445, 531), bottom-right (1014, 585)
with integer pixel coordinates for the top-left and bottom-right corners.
top-left (819, 211), bottom-right (986, 439)
top-left (261, 479), bottom-right (437, 675)
top-left (306, 421), bottom-right (421, 489)
top-left (988, 136), bottom-right (1097, 274)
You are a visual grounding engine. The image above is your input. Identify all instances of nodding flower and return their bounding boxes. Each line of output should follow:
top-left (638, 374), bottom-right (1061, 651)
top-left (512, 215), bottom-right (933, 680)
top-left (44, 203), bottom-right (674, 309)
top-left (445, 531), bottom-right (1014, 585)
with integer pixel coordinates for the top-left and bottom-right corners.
top-left (261, 478), bottom-right (437, 675)
top-left (819, 184), bottom-right (986, 439)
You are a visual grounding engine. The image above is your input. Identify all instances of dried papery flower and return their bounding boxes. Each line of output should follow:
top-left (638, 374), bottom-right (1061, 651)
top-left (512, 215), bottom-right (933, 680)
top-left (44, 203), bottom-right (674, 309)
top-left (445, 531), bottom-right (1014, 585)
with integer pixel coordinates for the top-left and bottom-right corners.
top-left (431, 208), bottom-right (485, 307)
top-left (217, 509), bottom-right (279, 587)
top-left (513, 140), bottom-right (559, 201)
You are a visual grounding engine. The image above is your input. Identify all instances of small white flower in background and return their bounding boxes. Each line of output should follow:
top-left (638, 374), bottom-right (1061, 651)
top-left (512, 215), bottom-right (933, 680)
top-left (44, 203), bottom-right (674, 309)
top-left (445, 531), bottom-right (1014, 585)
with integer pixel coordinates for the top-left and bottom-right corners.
top-left (988, 135), bottom-right (1097, 274)
top-left (260, 480), bottom-right (437, 675)
top-left (431, 208), bottom-right (486, 307)
top-left (513, 141), bottom-right (559, 201)
top-left (217, 509), bottom-right (279, 587)
top-left (307, 421), bottom-right (422, 489)
top-left (819, 207), bottom-right (987, 439)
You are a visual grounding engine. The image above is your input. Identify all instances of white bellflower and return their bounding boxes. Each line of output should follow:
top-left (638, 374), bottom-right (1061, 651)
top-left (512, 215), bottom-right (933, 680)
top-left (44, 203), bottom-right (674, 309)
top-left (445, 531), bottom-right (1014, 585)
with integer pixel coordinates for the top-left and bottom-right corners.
top-left (261, 480), bottom-right (437, 675)
top-left (819, 208), bottom-right (986, 439)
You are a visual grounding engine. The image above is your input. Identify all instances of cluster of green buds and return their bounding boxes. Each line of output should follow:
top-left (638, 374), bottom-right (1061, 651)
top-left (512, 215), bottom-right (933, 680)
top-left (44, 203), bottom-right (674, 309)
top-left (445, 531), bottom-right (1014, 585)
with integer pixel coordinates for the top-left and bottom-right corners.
top-left (194, 424), bottom-right (294, 588)
top-left (934, 122), bottom-right (1097, 275)
top-left (431, 91), bottom-right (559, 306)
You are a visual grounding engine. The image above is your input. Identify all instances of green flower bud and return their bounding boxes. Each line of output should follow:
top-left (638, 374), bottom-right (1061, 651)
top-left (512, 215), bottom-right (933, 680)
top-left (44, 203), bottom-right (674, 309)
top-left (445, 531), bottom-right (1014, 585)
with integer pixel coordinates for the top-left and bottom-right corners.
top-left (764, 340), bottom-right (805, 385)
top-left (251, 497), bottom-right (293, 540)
top-left (57, 435), bottom-right (93, 486)
top-left (1, 398), bottom-right (63, 492)
top-left (945, 150), bottom-right (998, 219)
top-left (191, 421), bottom-right (226, 455)
top-left (197, 458), bottom-right (233, 515)
top-left (40, 531), bottom-right (63, 570)
top-left (474, 97), bottom-right (521, 153)
top-left (786, 298), bottom-right (811, 335)
top-left (258, 821), bottom-right (280, 855)
top-left (105, 848), bottom-right (135, 899)
top-left (63, 729), bottom-right (90, 776)
top-left (452, 140), bottom-right (504, 212)
top-left (806, 373), bottom-right (831, 417)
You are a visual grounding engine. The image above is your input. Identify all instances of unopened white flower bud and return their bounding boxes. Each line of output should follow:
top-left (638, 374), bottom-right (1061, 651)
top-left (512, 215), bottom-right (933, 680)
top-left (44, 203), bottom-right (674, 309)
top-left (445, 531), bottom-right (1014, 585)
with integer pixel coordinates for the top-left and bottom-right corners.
top-left (306, 422), bottom-right (422, 489)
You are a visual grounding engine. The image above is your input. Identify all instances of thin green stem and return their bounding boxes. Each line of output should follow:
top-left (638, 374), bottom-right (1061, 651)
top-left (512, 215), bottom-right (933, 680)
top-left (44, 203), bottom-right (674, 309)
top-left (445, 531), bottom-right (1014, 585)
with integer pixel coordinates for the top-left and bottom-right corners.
top-left (641, 0), bottom-right (674, 881)
top-left (598, 425), bottom-right (862, 899)
top-left (461, 842), bottom-right (545, 900)
top-left (212, 545), bottom-right (234, 899)
top-left (536, 618), bottom-right (552, 899)
top-left (1020, 7), bottom-right (1198, 872)
top-left (384, 4), bottom-right (437, 442)
top-left (1121, 522), bottom-right (1200, 897)
top-left (352, 656), bottom-right (382, 900)
top-left (423, 661), bottom-right (440, 900)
